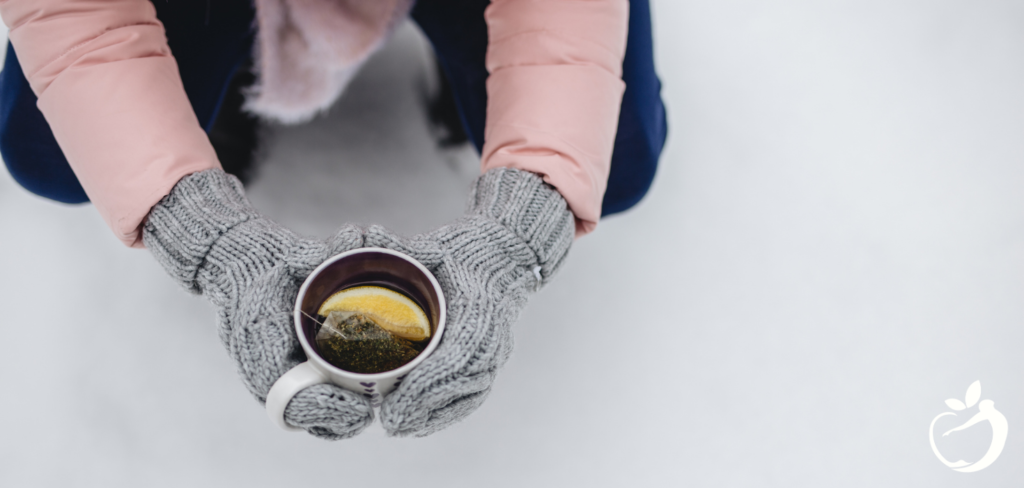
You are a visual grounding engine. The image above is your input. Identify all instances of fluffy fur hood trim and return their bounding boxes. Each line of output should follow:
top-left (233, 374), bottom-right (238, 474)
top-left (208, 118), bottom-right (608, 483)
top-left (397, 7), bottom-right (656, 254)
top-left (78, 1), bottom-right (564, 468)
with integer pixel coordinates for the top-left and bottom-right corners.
top-left (245, 0), bottom-right (414, 124)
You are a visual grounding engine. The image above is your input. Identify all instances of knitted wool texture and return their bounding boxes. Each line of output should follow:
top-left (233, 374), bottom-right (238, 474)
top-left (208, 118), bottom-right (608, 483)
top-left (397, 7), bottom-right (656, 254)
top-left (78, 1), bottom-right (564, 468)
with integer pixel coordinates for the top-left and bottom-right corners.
top-left (365, 167), bottom-right (575, 436)
top-left (143, 169), bottom-right (374, 440)
top-left (143, 167), bottom-right (573, 438)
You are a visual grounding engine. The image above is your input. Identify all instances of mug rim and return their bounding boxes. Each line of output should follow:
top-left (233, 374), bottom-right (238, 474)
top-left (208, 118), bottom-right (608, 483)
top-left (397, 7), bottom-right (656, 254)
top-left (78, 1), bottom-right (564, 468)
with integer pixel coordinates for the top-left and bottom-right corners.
top-left (293, 247), bottom-right (447, 380)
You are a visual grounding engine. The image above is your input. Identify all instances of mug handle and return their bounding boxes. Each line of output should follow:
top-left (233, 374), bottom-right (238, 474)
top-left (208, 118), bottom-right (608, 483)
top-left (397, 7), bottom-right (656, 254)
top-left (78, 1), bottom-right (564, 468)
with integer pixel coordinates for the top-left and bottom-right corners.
top-left (265, 361), bottom-right (330, 432)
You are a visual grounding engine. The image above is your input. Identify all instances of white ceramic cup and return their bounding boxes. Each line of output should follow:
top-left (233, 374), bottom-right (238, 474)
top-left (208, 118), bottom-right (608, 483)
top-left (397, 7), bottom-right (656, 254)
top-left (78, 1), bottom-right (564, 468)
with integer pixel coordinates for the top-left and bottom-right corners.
top-left (265, 247), bottom-right (446, 432)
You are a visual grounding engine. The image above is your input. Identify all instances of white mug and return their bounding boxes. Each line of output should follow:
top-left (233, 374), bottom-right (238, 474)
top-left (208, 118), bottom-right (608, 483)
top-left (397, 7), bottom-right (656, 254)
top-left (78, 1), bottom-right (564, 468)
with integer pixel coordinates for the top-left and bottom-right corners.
top-left (265, 247), bottom-right (446, 432)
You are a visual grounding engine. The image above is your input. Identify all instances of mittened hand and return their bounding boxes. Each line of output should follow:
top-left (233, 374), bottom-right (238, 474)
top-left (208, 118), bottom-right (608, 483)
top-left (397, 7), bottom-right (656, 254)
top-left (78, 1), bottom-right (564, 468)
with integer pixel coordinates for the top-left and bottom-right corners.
top-left (143, 169), bottom-right (374, 439)
top-left (144, 168), bottom-right (574, 438)
top-left (364, 168), bottom-right (575, 436)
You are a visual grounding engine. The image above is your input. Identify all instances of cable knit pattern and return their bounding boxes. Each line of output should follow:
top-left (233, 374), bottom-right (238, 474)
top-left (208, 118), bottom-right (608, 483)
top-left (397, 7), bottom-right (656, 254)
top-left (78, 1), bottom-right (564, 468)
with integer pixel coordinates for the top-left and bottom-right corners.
top-left (143, 169), bottom-right (373, 440)
top-left (142, 167), bottom-right (572, 438)
top-left (365, 168), bottom-right (574, 436)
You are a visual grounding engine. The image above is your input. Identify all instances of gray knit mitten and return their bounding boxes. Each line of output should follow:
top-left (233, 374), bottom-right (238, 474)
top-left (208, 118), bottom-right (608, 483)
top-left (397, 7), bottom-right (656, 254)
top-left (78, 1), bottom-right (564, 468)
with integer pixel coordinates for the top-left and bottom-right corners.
top-left (143, 169), bottom-right (373, 439)
top-left (365, 168), bottom-right (575, 436)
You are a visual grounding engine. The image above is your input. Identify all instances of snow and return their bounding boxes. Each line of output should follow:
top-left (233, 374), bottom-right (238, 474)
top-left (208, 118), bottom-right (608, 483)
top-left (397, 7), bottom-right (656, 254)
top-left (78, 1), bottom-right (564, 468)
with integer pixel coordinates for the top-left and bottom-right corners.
top-left (2, 2), bottom-right (1023, 486)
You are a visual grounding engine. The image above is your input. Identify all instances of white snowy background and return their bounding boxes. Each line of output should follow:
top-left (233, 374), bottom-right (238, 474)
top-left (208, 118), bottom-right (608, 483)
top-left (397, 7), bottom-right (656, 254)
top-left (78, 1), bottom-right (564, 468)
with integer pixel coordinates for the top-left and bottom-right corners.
top-left (1, 1), bottom-right (1023, 486)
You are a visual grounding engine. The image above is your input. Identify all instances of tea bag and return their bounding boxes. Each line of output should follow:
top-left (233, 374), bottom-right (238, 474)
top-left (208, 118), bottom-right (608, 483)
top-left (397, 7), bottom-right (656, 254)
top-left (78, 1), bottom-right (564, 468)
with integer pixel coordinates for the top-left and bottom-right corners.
top-left (315, 311), bottom-right (421, 374)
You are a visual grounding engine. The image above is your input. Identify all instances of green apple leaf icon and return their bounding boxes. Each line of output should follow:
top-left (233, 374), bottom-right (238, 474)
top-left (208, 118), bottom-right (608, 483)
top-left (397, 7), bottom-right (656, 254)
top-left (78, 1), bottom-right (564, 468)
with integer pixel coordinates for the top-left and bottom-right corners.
top-left (965, 381), bottom-right (981, 408)
top-left (945, 399), bottom-right (967, 411)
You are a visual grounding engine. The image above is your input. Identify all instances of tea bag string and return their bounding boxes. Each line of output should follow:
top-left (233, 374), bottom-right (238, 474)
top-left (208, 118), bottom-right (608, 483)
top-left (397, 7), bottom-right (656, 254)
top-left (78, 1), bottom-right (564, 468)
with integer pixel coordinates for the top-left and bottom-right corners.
top-left (301, 310), bottom-right (325, 327)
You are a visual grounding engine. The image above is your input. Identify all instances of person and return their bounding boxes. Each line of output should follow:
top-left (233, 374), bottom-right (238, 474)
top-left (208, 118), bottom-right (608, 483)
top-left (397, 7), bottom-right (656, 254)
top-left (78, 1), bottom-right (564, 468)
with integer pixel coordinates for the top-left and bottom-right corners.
top-left (0, 0), bottom-right (667, 438)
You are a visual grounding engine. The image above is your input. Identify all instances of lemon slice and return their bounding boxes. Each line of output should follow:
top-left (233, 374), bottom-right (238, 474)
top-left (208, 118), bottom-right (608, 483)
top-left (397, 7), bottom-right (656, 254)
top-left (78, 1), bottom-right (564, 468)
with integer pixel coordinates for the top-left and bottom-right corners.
top-left (318, 286), bottom-right (431, 341)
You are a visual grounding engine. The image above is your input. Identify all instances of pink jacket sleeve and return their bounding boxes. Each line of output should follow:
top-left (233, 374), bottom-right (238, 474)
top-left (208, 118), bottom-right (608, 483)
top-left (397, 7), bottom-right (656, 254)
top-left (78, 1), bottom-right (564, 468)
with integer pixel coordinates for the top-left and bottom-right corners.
top-left (0, 0), bottom-right (220, 247)
top-left (481, 0), bottom-right (628, 237)
top-left (1, 0), bottom-right (626, 246)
